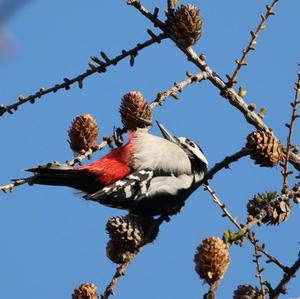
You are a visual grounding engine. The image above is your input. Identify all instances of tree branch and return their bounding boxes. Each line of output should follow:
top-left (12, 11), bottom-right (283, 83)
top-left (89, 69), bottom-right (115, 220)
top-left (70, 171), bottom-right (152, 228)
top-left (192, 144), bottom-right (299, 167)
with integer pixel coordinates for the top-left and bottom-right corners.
top-left (256, 243), bottom-right (290, 274)
top-left (282, 71), bottom-right (300, 193)
top-left (251, 232), bottom-right (266, 298)
top-left (204, 184), bottom-right (242, 230)
top-left (101, 260), bottom-right (132, 299)
top-left (126, 0), bottom-right (300, 171)
top-left (149, 71), bottom-right (209, 109)
top-left (269, 253), bottom-right (300, 299)
top-left (204, 147), bottom-right (251, 182)
top-left (227, 0), bottom-right (279, 88)
top-left (0, 32), bottom-right (167, 118)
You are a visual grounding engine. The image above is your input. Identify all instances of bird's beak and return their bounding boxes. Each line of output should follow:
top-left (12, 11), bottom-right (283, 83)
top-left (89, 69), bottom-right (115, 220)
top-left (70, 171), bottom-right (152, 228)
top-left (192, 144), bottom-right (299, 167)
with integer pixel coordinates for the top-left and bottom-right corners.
top-left (156, 121), bottom-right (180, 145)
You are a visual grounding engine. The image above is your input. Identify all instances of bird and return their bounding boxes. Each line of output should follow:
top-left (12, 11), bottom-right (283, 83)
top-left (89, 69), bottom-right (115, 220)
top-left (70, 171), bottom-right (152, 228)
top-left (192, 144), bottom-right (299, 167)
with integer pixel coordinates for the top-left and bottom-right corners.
top-left (23, 121), bottom-right (208, 216)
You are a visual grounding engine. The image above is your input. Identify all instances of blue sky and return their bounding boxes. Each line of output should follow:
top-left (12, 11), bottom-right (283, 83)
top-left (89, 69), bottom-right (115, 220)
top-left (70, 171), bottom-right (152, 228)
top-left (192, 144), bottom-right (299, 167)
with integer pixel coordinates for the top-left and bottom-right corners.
top-left (0, 1), bottom-right (300, 298)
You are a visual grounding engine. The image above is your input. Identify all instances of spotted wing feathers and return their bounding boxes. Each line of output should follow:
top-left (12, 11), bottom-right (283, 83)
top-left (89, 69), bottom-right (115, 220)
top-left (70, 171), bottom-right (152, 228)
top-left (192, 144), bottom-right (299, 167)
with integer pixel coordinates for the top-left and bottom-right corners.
top-left (84, 169), bottom-right (153, 210)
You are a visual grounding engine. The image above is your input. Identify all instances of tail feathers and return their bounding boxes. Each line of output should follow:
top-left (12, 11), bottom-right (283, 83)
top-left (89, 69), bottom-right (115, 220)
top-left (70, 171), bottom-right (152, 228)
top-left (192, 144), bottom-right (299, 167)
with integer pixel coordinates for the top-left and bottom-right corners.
top-left (25, 164), bottom-right (101, 193)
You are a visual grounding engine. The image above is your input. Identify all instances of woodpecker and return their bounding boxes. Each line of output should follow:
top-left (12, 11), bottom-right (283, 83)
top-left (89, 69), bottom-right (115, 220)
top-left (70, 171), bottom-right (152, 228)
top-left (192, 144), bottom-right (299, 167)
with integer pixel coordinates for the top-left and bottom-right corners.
top-left (24, 122), bottom-right (208, 216)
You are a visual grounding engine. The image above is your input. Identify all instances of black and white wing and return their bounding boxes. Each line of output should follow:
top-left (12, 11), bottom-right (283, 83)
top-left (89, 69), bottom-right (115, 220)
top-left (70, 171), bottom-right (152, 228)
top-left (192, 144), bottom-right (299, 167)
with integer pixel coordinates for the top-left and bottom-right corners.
top-left (84, 169), bottom-right (153, 210)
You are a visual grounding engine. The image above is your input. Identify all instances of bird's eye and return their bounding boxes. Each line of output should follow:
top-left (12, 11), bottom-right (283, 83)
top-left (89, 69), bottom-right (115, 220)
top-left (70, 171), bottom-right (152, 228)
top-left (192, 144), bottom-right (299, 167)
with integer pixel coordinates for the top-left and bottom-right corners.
top-left (189, 141), bottom-right (195, 148)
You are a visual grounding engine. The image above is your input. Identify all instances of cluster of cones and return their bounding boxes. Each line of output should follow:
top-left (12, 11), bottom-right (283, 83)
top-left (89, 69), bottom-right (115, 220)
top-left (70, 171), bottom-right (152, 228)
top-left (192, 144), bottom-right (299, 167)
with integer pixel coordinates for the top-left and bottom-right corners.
top-left (68, 91), bottom-right (152, 155)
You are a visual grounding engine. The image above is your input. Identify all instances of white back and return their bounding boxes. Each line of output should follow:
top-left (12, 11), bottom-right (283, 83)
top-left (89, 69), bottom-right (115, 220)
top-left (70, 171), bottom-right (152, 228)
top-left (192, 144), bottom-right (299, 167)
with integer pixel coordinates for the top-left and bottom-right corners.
top-left (132, 130), bottom-right (192, 175)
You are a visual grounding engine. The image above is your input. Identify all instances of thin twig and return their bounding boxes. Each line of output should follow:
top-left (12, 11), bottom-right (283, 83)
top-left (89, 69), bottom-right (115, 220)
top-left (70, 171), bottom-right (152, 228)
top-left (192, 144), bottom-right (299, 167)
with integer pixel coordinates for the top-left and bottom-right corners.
top-left (127, 0), bottom-right (300, 171)
top-left (256, 243), bottom-right (290, 273)
top-left (0, 32), bottom-right (167, 118)
top-left (227, 0), bottom-right (279, 88)
top-left (203, 182), bottom-right (293, 273)
top-left (203, 148), bottom-right (251, 182)
top-left (282, 72), bottom-right (300, 194)
top-left (269, 254), bottom-right (300, 299)
top-left (149, 71), bottom-right (209, 109)
top-left (101, 260), bottom-right (131, 299)
top-left (204, 184), bottom-right (242, 229)
top-left (250, 232), bottom-right (266, 298)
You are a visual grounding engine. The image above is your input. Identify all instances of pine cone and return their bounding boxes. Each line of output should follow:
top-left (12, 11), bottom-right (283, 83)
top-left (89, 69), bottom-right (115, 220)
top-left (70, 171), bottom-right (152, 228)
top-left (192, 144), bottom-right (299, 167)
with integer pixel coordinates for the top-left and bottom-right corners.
top-left (105, 215), bottom-right (159, 263)
top-left (72, 283), bottom-right (99, 299)
top-left (106, 216), bottom-right (144, 250)
top-left (292, 183), bottom-right (300, 204)
top-left (194, 237), bottom-right (230, 289)
top-left (247, 192), bottom-right (291, 225)
top-left (68, 114), bottom-right (99, 154)
top-left (130, 215), bottom-right (159, 244)
top-left (120, 91), bottom-right (152, 131)
top-left (233, 284), bottom-right (262, 299)
top-left (106, 240), bottom-right (137, 264)
top-left (168, 4), bottom-right (202, 48)
top-left (246, 130), bottom-right (284, 167)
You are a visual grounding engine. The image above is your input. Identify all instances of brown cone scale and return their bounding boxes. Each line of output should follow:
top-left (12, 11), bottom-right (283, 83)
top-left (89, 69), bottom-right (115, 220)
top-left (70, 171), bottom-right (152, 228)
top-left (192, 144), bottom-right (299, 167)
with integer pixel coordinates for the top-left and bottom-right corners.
top-left (105, 215), bottom-right (159, 264)
top-left (106, 216), bottom-right (144, 250)
top-left (106, 240), bottom-right (136, 264)
top-left (168, 4), bottom-right (202, 48)
top-left (72, 283), bottom-right (99, 299)
top-left (68, 114), bottom-right (99, 153)
top-left (247, 192), bottom-right (291, 225)
top-left (194, 237), bottom-right (230, 289)
top-left (120, 91), bottom-right (152, 131)
top-left (233, 284), bottom-right (263, 299)
top-left (246, 130), bottom-right (284, 167)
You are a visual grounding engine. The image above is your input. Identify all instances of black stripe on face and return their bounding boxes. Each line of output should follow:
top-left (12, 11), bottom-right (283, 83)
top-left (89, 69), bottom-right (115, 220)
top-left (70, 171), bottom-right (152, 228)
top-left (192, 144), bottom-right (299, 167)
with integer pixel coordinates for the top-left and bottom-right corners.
top-left (183, 138), bottom-right (204, 154)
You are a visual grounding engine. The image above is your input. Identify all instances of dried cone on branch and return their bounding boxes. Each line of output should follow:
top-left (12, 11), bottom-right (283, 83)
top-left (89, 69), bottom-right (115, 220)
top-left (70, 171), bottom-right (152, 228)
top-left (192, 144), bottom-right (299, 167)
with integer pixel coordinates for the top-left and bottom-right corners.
top-left (246, 130), bottom-right (284, 167)
top-left (68, 114), bottom-right (99, 154)
top-left (194, 237), bottom-right (230, 290)
top-left (168, 4), bottom-right (202, 48)
top-left (247, 192), bottom-right (291, 225)
top-left (106, 215), bottom-right (144, 250)
top-left (106, 240), bottom-right (136, 264)
top-left (233, 284), bottom-right (262, 299)
top-left (106, 215), bottom-right (159, 264)
top-left (72, 283), bottom-right (99, 299)
top-left (120, 91), bottom-right (152, 131)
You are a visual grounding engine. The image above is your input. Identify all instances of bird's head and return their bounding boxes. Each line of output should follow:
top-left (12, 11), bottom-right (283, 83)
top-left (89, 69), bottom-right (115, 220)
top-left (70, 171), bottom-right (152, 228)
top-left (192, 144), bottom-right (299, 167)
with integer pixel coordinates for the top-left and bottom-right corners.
top-left (156, 121), bottom-right (208, 173)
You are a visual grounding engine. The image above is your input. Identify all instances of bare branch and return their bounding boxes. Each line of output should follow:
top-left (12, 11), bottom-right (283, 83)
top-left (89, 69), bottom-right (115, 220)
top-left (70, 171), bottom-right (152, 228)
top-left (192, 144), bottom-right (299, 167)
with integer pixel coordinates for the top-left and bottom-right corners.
top-left (227, 0), bottom-right (279, 88)
top-left (282, 71), bottom-right (300, 193)
top-left (127, 0), bottom-right (300, 171)
top-left (256, 243), bottom-right (290, 273)
top-left (101, 260), bottom-right (132, 299)
top-left (269, 253), bottom-right (300, 299)
top-left (204, 184), bottom-right (242, 230)
top-left (149, 71), bottom-right (209, 109)
top-left (204, 181), bottom-right (298, 274)
top-left (204, 147), bottom-right (251, 183)
top-left (0, 32), bottom-right (167, 118)
top-left (251, 232), bottom-right (266, 298)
